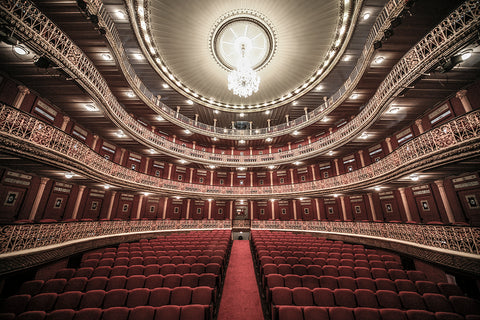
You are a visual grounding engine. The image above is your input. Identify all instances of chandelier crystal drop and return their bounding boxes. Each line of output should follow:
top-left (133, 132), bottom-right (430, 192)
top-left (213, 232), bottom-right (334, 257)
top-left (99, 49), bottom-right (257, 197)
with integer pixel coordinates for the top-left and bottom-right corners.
top-left (228, 44), bottom-right (260, 98)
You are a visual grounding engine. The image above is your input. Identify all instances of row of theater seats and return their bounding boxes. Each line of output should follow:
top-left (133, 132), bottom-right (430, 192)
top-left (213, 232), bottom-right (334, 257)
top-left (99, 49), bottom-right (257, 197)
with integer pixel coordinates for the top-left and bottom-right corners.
top-left (2, 304), bottom-right (209, 320)
top-left (0, 230), bottom-right (231, 320)
top-left (18, 274), bottom-right (218, 294)
top-left (265, 275), bottom-right (462, 296)
top-left (276, 305), bottom-right (473, 320)
top-left (251, 230), bottom-right (480, 320)
top-left (269, 287), bottom-right (480, 317)
top-left (3, 287), bottom-right (213, 315)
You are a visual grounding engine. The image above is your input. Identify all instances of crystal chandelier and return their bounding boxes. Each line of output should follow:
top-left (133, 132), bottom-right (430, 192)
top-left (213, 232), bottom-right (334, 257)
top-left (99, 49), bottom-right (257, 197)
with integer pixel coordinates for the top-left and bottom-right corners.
top-left (228, 44), bottom-right (260, 98)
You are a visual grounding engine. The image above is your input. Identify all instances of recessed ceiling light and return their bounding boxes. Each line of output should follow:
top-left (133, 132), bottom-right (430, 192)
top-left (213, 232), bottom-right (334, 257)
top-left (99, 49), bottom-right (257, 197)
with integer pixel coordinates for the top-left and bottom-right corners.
top-left (292, 101), bottom-right (298, 106)
top-left (388, 106), bottom-right (400, 114)
top-left (149, 149), bottom-right (156, 154)
top-left (239, 113), bottom-right (245, 117)
top-left (85, 104), bottom-right (98, 111)
top-left (104, 185), bottom-right (111, 189)
top-left (13, 45), bottom-right (28, 55)
top-left (179, 159), bottom-right (187, 164)
top-left (270, 199), bottom-right (276, 202)
top-left (350, 93), bottom-right (359, 99)
top-left (265, 110), bottom-right (271, 115)
top-left (115, 10), bottom-right (126, 19)
top-left (64, 172), bottom-right (74, 179)
top-left (315, 85), bottom-right (323, 91)
top-left (333, 194), bottom-right (339, 198)
top-left (143, 192), bottom-right (150, 196)
top-left (208, 165), bottom-right (216, 169)
top-left (374, 56), bottom-right (385, 64)
top-left (101, 53), bottom-right (112, 60)
top-left (184, 129), bottom-right (191, 134)
top-left (292, 130), bottom-right (300, 136)
top-left (156, 115), bottom-right (164, 121)
top-left (461, 51), bottom-right (472, 61)
top-left (212, 137), bottom-right (218, 142)
top-left (186, 99), bottom-right (193, 105)
top-left (321, 117), bottom-right (329, 122)
top-left (238, 167), bottom-right (246, 171)
top-left (133, 53), bottom-right (143, 60)
top-left (342, 55), bottom-right (352, 62)
top-left (115, 130), bottom-right (127, 138)
top-left (214, 110), bottom-right (220, 114)
top-left (294, 161), bottom-right (301, 165)
top-left (360, 132), bottom-right (369, 139)
top-left (374, 186), bottom-right (381, 191)
top-left (266, 137), bottom-right (272, 142)
top-left (268, 165), bottom-right (275, 170)
top-left (162, 83), bottom-right (169, 89)
top-left (239, 139), bottom-right (245, 144)
top-left (410, 174), bottom-right (419, 181)
top-left (126, 92), bottom-right (135, 98)
top-left (363, 12), bottom-right (371, 20)
top-left (328, 151), bottom-right (334, 155)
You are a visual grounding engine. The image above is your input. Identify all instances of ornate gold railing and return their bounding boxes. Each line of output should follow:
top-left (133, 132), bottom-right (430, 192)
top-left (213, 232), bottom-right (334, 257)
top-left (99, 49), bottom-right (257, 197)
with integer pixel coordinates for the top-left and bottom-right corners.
top-left (0, 104), bottom-right (479, 198)
top-left (0, 219), bottom-right (231, 254)
top-left (252, 220), bottom-right (480, 255)
top-left (0, 0), bottom-right (478, 166)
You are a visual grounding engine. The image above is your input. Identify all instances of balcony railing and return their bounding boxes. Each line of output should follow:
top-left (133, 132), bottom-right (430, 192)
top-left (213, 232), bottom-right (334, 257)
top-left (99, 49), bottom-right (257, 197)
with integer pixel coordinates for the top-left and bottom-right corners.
top-left (0, 104), bottom-right (478, 199)
top-left (0, 0), bottom-right (478, 166)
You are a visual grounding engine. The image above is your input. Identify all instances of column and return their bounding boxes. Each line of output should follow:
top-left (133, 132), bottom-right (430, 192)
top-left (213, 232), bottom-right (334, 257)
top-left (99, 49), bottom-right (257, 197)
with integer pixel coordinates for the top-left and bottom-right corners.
top-left (271, 200), bottom-right (275, 220)
top-left (310, 165), bottom-right (316, 181)
top-left (287, 142), bottom-right (291, 150)
top-left (304, 107), bottom-right (309, 120)
top-left (176, 106), bottom-right (180, 116)
top-left (456, 89), bottom-right (472, 112)
top-left (162, 197), bottom-right (168, 219)
top-left (340, 196), bottom-right (347, 221)
top-left (71, 185), bottom-right (86, 220)
top-left (213, 119), bottom-right (217, 128)
top-left (315, 198), bottom-right (321, 220)
top-left (189, 168), bottom-right (194, 183)
top-left (212, 145), bottom-right (216, 153)
top-left (289, 168), bottom-right (295, 185)
top-left (172, 135), bottom-right (176, 143)
top-left (13, 85), bottom-right (30, 109)
top-left (268, 145), bottom-right (272, 154)
top-left (285, 114), bottom-right (289, 125)
top-left (143, 158), bottom-right (151, 174)
top-left (208, 200), bottom-right (212, 219)
top-left (250, 200), bottom-right (254, 220)
top-left (229, 200), bottom-right (234, 219)
top-left (230, 172), bottom-right (234, 187)
top-left (267, 119), bottom-right (271, 129)
top-left (106, 191), bottom-right (117, 220)
top-left (415, 119), bottom-right (424, 134)
top-left (358, 150), bottom-right (365, 167)
top-left (192, 141), bottom-right (196, 150)
top-left (333, 159), bottom-right (340, 176)
top-left (231, 121), bottom-right (235, 129)
top-left (91, 135), bottom-right (100, 151)
top-left (167, 163), bottom-right (173, 180)
top-left (269, 171), bottom-right (274, 186)
top-left (308, 136), bottom-right (312, 144)
top-left (119, 148), bottom-right (126, 165)
top-left (249, 147), bottom-right (253, 156)
top-left (385, 137), bottom-right (393, 153)
top-left (60, 116), bottom-right (70, 131)
top-left (434, 180), bottom-right (456, 223)
top-left (210, 171), bottom-right (214, 186)
top-left (367, 193), bottom-right (377, 221)
top-left (185, 199), bottom-right (191, 219)
top-left (230, 147), bottom-right (234, 156)
top-left (249, 172), bottom-right (254, 187)
top-left (29, 177), bottom-right (50, 220)
top-left (398, 188), bottom-right (413, 221)
top-left (292, 200), bottom-right (297, 220)
top-left (195, 114), bottom-right (199, 125)
top-left (136, 194), bottom-right (145, 219)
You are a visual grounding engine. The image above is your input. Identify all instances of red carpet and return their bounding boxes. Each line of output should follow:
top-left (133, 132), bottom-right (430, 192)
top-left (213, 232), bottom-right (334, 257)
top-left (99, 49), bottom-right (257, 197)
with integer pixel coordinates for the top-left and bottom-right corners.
top-left (217, 240), bottom-right (264, 320)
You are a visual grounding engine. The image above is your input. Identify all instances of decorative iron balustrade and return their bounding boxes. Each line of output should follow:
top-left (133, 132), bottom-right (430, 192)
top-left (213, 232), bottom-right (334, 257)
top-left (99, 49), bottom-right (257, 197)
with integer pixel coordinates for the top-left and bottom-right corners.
top-left (0, 104), bottom-right (478, 199)
top-left (88, 0), bottom-right (403, 139)
top-left (0, 0), bottom-right (478, 167)
top-left (251, 220), bottom-right (480, 256)
top-left (0, 219), bottom-right (231, 254)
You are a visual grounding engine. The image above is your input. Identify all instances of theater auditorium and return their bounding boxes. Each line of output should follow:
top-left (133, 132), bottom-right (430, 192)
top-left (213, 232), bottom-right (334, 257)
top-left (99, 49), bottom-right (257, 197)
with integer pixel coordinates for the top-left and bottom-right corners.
top-left (0, 0), bottom-right (479, 319)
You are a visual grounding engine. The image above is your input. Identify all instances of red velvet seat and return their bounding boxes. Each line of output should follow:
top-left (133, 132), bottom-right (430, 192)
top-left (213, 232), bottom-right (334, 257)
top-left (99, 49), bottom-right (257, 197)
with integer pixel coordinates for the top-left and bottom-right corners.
top-left (180, 305), bottom-right (206, 320)
top-left (307, 265), bottom-right (323, 277)
top-left (334, 288), bottom-right (357, 308)
top-left (191, 287), bottom-right (213, 305)
top-left (54, 291), bottom-right (82, 310)
top-left (399, 291), bottom-right (427, 310)
top-left (267, 274), bottom-right (284, 289)
top-left (101, 307), bottom-right (129, 320)
top-left (338, 266), bottom-right (355, 278)
top-left (423, 293), bottom-right (454, 313)
top-left (103, 289), bottom-right (127, 308)
top-left (170, 287), bottom-right (192, 306)
top-left (205, 263), bottom-right (221, 275)
top-left (338, 276), bottom-right (356, 291)
top-left (190, 263), bottom-right (205, 275)
top-left (319, 276), bottom-right (338, 290)
top-left (406, 310), bottom-right (436, 320)
top-left (278, 264), bottom-right (292, 275)
top-left (126, 266), bottom-right (145, 277)
top-left (303, 306), bottom-right (329, 320)
top-left (54, 269), bottom-right (76, 280)
top-left (128, 306), bottom-right (155, 320)
top-left (278, 306), bottom-right (303, 320)
top-left (126, 275), bottom-right (146, 290)
top-left (18, 281), bottom-right (44, 296)
top-left (17, 311), bottom-right (46, 320)
top-left (354, 267), bottom-right (372, 279)
top-left (163, 275), bottom-right (182, 289)
top-left (437, 283), bottom-right (464, 298)
top-left (46, 309), bottom-right (75, 320)
top-left (356, 277), bottom-right (376, 291)
top-left (106, 276), bottom-right (127, 291)
top-left (98, 258), bottom-right (114, 267)
top-left (385, 261), bottom-right (403, 270)
top-left (407, 271), bottom-right (427, 282)
top-left (312, 288), bottom-right (334, 307)
top-left (313, 258), bottom-right (326, 267)
top-left (154, 305), bottom-right (180, 320)
top-left (389, 269), bottom-right (408, 280)
top-left (92, 267), bottom-right (112, 278)
top-left (379, 308), bottom-right (408, 320)
top-left (2, 294), bottom-right (31, 315)
top-left (181, 274), bottom-right (199, 288)
top-left (285, 257), bottom-right (298, 265)
top-left (285, 275), bottom-right (302, 289)
top-left (449, 296), bottom-right (480, 317)
top-left (301, 275), bottom-right (319, 290)
top-left (375, 278), bottom-right (397, 292)
top-left (329, 306), bottom-right (354, 320)
top-left (376, 290), bottom-right (402, 309)
top-left (129, 257), bottom-right (144, 267)
top-left (26, 293), bottom-right (57, 312)
top-left (354, 307), bottom-right (381, 320)
top-left (434, 312), bottom-right (464, 320)
top-left (416, 281), bottom-right (440, 295)
top-left (110, 266), bottom-right (128, 277)
top-left (144, 275), bottom-right (164, 289)
top-left (64, 278), bottom-right (87, 292)
top-left (126, 288), bottom-right (150, 308)
top-left (271, 287), bottom-right (293, 306)
top-left (160, 264), bottom-right (176, 276)
top-left (81, 260), bottom-right (98, 269)
top-left (322, 265), bottom-right (339, 277)
top-left (198, 274), bottom-right (217, 288)
top-left (41, 279), bottom-right (66, 294)
top-left (85, 277), bottom-right (108, 291)
top-left (371, 268), bottom-right (389, 279)
top-left (395, 279), bottom-right (417, 293)
top-left (292, 287), bottom-right (314, 306)
top-left (355, 289), bottom-right (378, 308)
top-left (149, 288), bottom-right (171, 307)
top-left (79, 290), bottom-right (105, 309)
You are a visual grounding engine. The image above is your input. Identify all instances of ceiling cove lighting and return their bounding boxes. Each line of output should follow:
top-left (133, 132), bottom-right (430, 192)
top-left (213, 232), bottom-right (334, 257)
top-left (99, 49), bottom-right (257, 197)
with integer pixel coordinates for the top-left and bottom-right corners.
top-left (410, 174), bottom-right (419, 181)
top-left (64, 172), bottom-right (74, 179)
top-left (13, 44), bottom-right (29, 55)
top-left (84, 104), bottom-right (98, 111)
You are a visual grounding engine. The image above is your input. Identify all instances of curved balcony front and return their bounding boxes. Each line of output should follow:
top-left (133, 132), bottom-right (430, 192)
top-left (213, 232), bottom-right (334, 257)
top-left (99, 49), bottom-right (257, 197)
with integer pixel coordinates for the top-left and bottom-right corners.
top-left (0, 0), bottom-right (478, 167)
top-left (0, 104), bottom-right (479, 199)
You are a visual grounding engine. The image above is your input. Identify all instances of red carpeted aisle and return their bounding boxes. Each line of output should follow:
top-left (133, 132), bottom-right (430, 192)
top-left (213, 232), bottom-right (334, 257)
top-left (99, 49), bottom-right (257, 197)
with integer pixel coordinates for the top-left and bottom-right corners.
top-left (217, 240), bottom-right (264, 320)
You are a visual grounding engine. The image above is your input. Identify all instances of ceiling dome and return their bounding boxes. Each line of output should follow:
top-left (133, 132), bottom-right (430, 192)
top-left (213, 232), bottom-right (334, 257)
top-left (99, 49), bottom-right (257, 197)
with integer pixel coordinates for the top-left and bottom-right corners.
top-left (136, 0), bottom-right (354, 111)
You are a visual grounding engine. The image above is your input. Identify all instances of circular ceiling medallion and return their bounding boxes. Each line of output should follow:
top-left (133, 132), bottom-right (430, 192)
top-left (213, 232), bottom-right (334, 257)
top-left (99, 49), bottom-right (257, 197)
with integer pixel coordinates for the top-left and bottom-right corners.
top-left (210, 10), bottom-right (277, 71)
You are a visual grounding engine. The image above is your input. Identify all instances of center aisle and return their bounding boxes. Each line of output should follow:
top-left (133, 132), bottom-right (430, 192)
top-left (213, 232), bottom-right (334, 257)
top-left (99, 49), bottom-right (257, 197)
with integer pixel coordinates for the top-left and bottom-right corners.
top-left (217, 240), bottom-right (264, 320)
